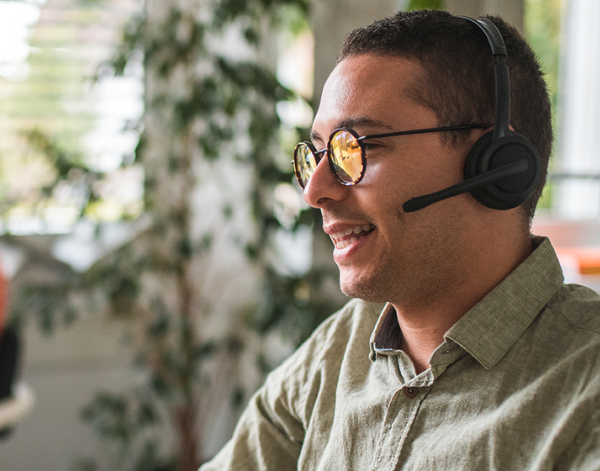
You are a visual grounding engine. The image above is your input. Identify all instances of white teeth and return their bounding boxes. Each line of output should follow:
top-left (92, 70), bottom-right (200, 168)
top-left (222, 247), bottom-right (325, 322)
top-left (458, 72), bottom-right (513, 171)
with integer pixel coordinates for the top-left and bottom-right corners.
top-left (337, 237), bottom-right (358, 249)
top-left (330, 224), bottom-right (374, 249)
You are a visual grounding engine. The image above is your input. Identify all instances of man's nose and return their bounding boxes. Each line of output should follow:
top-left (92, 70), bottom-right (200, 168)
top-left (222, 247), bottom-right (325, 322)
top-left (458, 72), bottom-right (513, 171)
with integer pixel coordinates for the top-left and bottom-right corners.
top-left (303, 154), bottom-right (347, 208)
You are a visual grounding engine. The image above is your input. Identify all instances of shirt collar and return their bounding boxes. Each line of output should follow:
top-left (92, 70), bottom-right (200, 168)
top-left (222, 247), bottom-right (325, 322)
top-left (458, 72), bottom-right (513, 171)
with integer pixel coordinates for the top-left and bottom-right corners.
top-left (369, 302), bottom-right (401, 361)
top-left (446, 236), bottom-right (564, 368)
top-left (369, 237), bottom-right (565, 368)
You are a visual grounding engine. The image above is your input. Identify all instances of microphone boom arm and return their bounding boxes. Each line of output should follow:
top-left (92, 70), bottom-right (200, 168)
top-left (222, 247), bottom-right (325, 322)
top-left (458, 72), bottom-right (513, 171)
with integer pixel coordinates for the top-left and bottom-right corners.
top-left (402, 158), bottom-right (529, 213)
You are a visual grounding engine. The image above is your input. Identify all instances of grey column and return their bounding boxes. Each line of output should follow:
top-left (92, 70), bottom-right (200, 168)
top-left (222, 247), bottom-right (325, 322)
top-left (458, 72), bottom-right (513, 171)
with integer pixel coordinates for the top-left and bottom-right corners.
top-left (311, 0), bottom-right (400, 107)
top-left (445, 0), bottom-right (524, 32)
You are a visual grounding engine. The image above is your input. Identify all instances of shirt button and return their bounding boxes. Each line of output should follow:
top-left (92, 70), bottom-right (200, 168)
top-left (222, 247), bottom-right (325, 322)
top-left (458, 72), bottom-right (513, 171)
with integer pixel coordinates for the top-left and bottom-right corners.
top-left (404, 387), bottom-right (419, 398)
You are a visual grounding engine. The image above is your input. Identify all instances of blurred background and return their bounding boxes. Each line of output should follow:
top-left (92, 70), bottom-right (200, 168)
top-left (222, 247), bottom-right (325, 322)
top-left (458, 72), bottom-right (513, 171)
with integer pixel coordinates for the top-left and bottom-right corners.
top-left (0, 0), bottom-right (598, 469)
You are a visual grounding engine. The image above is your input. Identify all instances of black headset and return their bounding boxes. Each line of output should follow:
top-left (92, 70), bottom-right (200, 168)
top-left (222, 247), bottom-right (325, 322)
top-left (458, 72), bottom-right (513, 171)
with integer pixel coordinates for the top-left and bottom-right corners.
top-left (402, 16), bottom-right (542, 213)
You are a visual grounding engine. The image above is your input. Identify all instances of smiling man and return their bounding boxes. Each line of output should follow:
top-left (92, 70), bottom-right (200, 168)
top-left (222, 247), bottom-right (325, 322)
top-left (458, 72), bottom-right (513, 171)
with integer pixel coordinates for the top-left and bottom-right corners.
top-left (200, 10), bottom-right (600, 471)
top-left (304, 53), bottom-right (533, 373)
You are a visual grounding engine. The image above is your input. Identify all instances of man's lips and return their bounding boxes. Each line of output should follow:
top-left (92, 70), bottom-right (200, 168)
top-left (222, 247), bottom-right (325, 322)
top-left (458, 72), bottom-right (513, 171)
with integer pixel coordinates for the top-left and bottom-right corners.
top-left (329, 224), bottom-right (375, 249)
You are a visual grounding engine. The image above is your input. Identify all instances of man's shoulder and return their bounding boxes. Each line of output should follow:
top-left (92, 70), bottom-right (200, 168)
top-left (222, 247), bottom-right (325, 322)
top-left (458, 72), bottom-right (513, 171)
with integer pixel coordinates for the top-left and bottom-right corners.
top-left (548, 283), bottom-right (600, 335)
top-left (534, 283), bottom-right (600, 386)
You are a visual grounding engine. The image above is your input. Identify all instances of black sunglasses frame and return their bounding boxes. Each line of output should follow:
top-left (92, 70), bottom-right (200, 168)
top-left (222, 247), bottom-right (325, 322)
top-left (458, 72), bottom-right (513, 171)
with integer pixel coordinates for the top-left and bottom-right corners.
top-left (294, 124), bottom-right (487, 189)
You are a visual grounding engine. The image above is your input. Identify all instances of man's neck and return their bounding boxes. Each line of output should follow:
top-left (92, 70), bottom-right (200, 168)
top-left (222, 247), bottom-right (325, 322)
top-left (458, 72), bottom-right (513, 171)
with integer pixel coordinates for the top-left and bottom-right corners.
top-left (392, 232), bottom-right (533, 374)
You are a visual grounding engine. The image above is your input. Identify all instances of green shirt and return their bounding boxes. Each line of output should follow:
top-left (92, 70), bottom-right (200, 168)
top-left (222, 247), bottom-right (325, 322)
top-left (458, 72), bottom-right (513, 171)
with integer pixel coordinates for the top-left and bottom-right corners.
top-left (200, 237), bottom-right (600, 470)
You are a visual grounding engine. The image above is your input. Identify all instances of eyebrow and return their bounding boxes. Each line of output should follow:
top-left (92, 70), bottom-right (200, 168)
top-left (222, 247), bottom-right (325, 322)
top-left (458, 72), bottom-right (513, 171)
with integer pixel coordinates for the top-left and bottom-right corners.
top-left (310, 116), bottom-right (394, 144)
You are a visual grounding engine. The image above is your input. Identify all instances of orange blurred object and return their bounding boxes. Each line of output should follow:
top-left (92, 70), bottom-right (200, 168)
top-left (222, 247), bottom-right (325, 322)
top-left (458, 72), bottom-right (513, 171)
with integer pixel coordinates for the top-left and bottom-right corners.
top-left (554, 247), bottom-right (600, 276)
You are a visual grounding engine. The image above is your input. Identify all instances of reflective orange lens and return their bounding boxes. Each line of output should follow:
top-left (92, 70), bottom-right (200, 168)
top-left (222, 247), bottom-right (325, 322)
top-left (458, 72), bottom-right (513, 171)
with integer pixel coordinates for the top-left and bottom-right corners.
top-left (293, 142), bottom-right (317, 188)
top-left (329, 130), bottom-right (363, 184)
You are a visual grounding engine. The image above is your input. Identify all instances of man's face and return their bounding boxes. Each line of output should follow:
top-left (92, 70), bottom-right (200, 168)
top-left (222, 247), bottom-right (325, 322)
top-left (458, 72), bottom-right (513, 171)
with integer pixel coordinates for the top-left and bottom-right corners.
top-left (305, 54), bottom-right (483, 306)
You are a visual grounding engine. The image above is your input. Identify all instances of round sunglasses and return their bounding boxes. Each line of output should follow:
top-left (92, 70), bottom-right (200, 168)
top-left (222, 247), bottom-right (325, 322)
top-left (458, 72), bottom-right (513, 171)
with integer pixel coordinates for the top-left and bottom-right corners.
top-left (293, 124), bottom-right (485, 189)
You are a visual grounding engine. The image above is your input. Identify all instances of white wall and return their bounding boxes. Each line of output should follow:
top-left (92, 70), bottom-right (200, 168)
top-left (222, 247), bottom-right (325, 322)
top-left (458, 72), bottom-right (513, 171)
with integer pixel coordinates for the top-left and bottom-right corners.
top-left (0, 314), bottom-right (137, 471)
top-left (554, 0), bottom-right (600, 220)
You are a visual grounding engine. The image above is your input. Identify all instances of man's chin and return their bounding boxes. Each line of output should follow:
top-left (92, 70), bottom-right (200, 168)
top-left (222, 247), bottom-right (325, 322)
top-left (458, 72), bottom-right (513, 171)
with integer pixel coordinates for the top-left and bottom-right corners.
top-left (339, 276), bottom-right (388, 304)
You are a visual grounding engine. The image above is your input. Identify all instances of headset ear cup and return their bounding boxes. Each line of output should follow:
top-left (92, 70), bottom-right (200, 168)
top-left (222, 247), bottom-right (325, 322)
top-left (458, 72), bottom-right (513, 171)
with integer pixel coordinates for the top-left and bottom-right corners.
top-left (464, 131), bottom-right (542, 210)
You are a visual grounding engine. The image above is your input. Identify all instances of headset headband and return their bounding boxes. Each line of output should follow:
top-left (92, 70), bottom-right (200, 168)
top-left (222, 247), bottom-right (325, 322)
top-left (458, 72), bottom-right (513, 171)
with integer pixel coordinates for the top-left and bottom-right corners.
top-left (458, 16), bottom-right (511, 141)
top-left (403, 16), bottom-right (542, 213)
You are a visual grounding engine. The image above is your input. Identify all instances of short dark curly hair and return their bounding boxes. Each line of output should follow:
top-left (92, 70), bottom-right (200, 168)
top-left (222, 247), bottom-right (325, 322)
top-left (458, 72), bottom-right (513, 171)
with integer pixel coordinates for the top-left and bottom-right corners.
top-left (338, 9), bottom-right (552, 220)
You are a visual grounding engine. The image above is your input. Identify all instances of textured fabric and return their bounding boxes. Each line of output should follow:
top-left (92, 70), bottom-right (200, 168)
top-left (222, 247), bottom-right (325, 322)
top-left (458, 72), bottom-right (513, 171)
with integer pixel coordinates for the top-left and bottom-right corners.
top-left (200, 237), bottom-right (600, 470)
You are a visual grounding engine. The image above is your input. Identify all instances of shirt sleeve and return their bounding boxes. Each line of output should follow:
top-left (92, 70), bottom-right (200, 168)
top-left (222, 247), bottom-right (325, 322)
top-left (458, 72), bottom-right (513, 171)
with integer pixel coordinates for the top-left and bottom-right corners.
top-left (198, 329), bottom-right (320, 471)
top-left (556, 406), bottom-right (600, 471)
top-left (199, 372), bottom-right (306, 470)
top-left (198, 300), bottom-right (371, 471)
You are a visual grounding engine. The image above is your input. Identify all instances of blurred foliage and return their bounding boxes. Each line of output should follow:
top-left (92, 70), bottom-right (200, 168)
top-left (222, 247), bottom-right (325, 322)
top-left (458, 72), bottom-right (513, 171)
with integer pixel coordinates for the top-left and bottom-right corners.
top-left (3, 0), bottom-right (334, 470)
top-left (0, 0), bottom-right (126, 228)
top-left (524, 0), bottom-right (562, 210)
top-left (525, 0), bottom-right (562, 115)
top-left (407, 0), bottom-right (443, 10)
top-left (3, 0), bottom-right (329, 469)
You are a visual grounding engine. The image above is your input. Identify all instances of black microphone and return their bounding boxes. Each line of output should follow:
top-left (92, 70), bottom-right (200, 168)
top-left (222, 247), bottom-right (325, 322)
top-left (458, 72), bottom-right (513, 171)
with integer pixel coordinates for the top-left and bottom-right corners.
top-left (402, 158), bottom-right (529, 213)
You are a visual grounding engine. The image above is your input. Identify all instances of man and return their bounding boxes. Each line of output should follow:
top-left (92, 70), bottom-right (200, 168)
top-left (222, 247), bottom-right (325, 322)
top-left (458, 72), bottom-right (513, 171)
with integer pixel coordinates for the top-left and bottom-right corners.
top-left (201, 10), bottom-right (600, 470)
